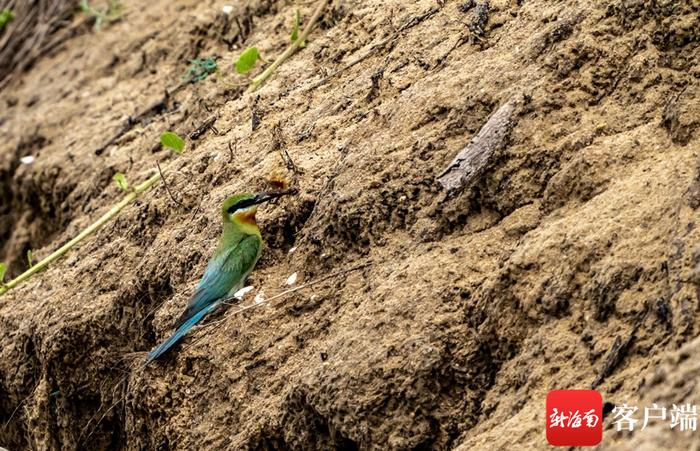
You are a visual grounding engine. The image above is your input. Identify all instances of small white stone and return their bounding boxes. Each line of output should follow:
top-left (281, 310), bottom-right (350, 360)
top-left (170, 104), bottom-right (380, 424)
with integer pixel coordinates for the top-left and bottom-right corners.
top-left (288, 246), bottom-right (297, 254)
top-left (20, 155), bottom-right (35, 164)
top-left (233, 286), bottom-right (254, 299)
top-left (254, 292), bottom-right (265, 304)
top-left (222, 5), bottom-right (233, 14)
top-left (286, 272), bottom-right (297, 285)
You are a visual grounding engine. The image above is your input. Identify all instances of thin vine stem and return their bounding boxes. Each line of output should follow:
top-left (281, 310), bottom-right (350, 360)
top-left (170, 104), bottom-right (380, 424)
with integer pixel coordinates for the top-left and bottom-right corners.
top-left (0, 170), bottom-right (162, 296)
top-left (248, 0), bottom-right (328, 92)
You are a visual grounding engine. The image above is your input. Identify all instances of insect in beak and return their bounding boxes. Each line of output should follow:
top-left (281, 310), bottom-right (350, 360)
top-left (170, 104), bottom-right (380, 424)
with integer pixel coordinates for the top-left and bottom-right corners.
top-left (252, 188), bottom-right (297, 206)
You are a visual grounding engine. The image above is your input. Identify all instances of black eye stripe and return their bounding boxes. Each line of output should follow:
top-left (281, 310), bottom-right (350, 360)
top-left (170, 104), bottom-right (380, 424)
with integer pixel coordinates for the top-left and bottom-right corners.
top-left (227, 198), bottom-right (256, 213)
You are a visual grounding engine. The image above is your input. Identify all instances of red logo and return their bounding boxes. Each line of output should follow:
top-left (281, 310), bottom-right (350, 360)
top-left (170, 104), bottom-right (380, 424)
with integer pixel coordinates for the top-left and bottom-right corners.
top-left (546, 390), bottom-right (603, 446)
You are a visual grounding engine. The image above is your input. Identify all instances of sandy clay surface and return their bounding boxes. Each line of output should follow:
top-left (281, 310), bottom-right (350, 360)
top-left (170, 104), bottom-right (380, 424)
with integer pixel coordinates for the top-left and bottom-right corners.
top-left (0, 0), bottom-right (699, 449)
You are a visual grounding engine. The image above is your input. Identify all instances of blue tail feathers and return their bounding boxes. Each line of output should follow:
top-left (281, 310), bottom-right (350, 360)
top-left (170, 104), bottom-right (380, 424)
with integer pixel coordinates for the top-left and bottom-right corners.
top-left (145, 302), bottom-right (220, 364)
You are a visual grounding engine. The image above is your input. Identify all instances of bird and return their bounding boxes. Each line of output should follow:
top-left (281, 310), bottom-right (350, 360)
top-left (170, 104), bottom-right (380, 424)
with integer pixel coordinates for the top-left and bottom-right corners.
top-left (146, 189), bottom-right (294, 363)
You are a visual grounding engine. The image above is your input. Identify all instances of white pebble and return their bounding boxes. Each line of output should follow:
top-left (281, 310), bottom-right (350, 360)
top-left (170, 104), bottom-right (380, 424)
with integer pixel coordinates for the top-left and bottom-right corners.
top-left (254, 292), bottom-right (265, 304)
top-left (288, 246), bottom-right (297, 254)
top-left (222, 5), bottom-right (233, 14)
top-left (20, 155), bottom-right (35, 164)
top-left (286, 272), bottom-right (297, 285)
top-left (233, 286), bottom-right (253, 299)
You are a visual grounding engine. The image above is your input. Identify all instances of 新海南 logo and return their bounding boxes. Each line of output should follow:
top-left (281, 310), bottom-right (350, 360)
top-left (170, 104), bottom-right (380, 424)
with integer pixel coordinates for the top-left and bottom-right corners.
top-left (546, 390), bottom-right (603, 446)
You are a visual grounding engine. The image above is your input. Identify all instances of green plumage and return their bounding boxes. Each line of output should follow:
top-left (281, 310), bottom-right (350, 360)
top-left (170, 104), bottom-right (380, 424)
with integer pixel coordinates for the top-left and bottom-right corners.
top-left (146, 192), bottom-right (264, 363)
top-left (174, 233), bottom-right (261, 328)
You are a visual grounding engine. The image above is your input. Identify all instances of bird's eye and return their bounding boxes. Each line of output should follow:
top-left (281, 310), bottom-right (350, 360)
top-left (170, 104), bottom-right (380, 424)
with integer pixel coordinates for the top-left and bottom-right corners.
top-left (227, 198), bottom-right (256, 213)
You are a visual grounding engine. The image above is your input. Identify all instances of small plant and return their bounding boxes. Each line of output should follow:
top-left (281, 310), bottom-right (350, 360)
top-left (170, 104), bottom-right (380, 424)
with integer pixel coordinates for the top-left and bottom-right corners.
top-left (0, 9), bottom-right (13, 31)
top-left (231, 11), bottom-right (309, 80)
top-left (0, 1), bottom-right (331, 297)
top-left (113, 172), bottom-right (129, 191)
top-left (160, 132), bottom-right (185, 153)
top-left (246, 0), bottom-right (327, 92)
top-left (27, 250), bottom-right (33, 268)
top-left (79, 0), bottom-right (123, 31)
top-left (183, 57), bottom-right (218, 83)
top-left (0, 132), bottom-right (189, 297)
top-left (235, 47), bottom-right (262, 74)
top-left (290, 10), bottom-right (305, 48)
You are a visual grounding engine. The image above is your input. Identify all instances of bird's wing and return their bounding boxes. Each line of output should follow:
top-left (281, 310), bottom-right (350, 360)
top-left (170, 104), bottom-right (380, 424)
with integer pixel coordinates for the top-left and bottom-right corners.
top-left (174, 234), bottom-right (261, 329)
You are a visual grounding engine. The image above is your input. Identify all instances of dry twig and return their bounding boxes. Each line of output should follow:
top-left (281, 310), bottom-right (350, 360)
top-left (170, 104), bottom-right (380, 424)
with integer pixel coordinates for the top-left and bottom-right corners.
top-left (437, 96), bottom-right (521, 196)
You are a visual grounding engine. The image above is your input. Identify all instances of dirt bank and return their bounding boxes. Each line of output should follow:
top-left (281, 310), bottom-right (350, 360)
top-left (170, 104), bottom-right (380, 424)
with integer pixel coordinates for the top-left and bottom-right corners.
top-left (1, 0), bottom-right (699, 449)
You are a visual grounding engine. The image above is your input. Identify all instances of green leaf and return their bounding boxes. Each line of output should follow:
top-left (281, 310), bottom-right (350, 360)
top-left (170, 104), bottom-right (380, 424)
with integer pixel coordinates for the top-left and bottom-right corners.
top-left (80, 0), bottom-right (122, 32)
top-left (0, 263), bottom-right (6, 283)
top-left (235, 47), bottom-right (261, 74)
top-left (160, 132), bottom-right (185, 153)
top-left (0, 9), bottom-right (14, 30)
top-left (290, 10), bottom-right (306, 48)
top-left (113, 172), bottom-right (129, 190)
top-left (27, 250), bottom-right (33, 268)
top-left (106, 0), bottom-right (123, 19)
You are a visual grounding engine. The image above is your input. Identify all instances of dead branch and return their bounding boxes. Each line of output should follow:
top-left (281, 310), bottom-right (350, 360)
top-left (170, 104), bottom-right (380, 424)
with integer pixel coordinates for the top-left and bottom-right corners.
top-left (189, 114), bottom-right (218, 140)
top-left (0, 0), bottom-right (78, 87)
top-left (94, 82), bottom-right (188, 155)
top-left (437, 96), bottom-right (520, 196)
top-left (591, 306), bottom-right (650, 388)
top-left (591, 334), bottom-right (634, 389)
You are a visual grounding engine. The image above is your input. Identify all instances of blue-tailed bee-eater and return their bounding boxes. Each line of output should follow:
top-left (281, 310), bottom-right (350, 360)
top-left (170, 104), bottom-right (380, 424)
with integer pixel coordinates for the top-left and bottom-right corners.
top-left (146, 189), bottom-right (294, 363)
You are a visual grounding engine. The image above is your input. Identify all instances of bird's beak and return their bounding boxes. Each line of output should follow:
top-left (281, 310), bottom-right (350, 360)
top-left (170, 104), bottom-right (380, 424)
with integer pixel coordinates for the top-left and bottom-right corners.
top-left (252, 188), bottom-right (297, 205)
